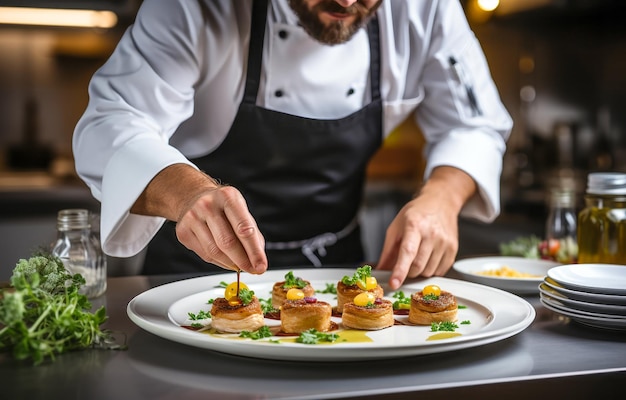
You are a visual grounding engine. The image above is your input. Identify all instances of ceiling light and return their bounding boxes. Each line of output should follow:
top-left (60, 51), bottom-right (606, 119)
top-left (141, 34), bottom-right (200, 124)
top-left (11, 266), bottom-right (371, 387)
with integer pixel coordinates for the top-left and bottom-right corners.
top-left (0, 7), bottom-right (118, 28)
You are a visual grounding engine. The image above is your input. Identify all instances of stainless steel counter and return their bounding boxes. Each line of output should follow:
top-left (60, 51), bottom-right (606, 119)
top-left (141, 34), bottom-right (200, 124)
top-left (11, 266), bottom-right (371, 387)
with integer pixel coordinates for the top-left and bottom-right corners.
top-left (2, 271), bottom-right (624, 400)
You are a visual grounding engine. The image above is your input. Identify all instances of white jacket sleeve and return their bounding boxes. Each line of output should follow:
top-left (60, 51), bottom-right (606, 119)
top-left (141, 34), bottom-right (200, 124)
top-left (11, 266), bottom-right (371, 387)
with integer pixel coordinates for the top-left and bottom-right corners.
top-left (415, 0), bottom-right (512, 222)
top-left (73, 0), bottom-right (207, 257)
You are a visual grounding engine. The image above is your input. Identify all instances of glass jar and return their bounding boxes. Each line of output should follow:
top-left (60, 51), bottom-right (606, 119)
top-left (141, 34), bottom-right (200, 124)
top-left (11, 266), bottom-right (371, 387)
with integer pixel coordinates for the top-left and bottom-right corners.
top-left (577, 173), bottom-right (626, 264)
top-left (544, 187), bottom-right (578, 263)
top-left (51, 209), bottom-right (107, 298)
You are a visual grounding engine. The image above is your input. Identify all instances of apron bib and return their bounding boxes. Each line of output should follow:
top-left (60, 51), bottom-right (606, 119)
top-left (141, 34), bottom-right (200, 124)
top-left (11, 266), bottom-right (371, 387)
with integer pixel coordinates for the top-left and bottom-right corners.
top-left (143, 0), bottom-right (382, 274)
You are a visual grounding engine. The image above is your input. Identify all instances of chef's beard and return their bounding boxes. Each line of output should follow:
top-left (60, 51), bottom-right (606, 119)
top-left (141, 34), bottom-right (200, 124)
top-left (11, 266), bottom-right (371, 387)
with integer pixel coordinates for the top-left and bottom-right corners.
top-left (288, 0), bottom-right (382, 45)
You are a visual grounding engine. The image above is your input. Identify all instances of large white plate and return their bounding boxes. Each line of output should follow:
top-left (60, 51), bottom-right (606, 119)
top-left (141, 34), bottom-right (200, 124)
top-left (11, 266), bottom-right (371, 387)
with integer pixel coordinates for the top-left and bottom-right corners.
top-left (453, 256), bottom-right (561, 294)
top-left (547, 264), bottom-right (626, 295)
top-left (127, 269), bottom-right (535, 361)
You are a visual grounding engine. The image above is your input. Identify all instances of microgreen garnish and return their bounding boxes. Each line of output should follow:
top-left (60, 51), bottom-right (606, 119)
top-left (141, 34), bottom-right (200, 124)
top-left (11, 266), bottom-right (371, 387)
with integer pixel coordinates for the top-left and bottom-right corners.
top-left (238, 288), bottom-right (255, 305)
top-left (461, 320), bottom-right (471, 325)
top-left (282, 271), bottom-right (307, 289)
top-left (239, 326), bottom-right (272, 340)
top-left (392, 291), bottom-right (411, 310)
top-left (341, 265), bottom-right (372, 287)
top-left (217, 281), bottom-right (228, 288)
top-left (259, 297), bottom-right (278, 314)
top-left (188, 310), bottom-right (211, 320)
top-left (315, 282), bottom-right (337, 295)
top-left (296, 329), bottom-right (339, 344)
top-left (422, 294), bottom-right (439, 301)
top-left (457, 304), bottom-right (467, 309)
top-left (430, 321), bottom-right (459, 332)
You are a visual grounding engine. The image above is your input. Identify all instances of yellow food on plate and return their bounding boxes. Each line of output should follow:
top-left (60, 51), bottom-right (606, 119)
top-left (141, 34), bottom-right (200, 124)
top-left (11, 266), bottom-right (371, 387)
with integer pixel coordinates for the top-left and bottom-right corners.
top-left (476, 265), bottom-right (540, 278)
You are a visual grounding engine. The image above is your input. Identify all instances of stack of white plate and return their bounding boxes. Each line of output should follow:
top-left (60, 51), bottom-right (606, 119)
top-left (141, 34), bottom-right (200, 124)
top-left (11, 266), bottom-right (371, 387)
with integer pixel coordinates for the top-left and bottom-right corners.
top-left (539, 264), bottom-right (626, 330)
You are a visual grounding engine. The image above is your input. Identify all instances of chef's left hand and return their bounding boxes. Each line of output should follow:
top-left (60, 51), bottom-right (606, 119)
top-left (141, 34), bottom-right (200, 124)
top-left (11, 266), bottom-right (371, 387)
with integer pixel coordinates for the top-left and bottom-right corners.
top-left (375, 166), bottom-right (476, 290)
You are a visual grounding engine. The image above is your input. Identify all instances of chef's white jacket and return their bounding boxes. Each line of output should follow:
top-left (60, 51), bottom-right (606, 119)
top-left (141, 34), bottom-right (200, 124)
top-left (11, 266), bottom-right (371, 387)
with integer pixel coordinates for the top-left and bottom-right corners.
top-left (73, 0), bottom-right (513, 258)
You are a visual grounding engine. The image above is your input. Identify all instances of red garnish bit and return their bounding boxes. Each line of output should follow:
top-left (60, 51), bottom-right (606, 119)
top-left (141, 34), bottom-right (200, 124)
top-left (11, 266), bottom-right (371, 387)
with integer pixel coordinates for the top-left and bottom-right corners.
top-left (304, 297), bottom-right (317, 303)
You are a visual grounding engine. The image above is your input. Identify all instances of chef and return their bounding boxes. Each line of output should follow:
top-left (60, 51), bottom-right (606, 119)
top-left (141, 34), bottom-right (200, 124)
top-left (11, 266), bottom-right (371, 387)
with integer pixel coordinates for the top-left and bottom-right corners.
top-left (73, 0), bottom-right (512, 289)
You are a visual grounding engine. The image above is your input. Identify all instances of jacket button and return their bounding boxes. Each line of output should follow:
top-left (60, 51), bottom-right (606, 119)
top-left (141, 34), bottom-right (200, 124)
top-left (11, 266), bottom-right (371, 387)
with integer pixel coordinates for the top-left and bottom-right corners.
top-left (347, 88), bottom-right (355, 96)
top-left (278, 30), bottom-right (288, 39)
top-left (275, 90), bottom-right (284, 97)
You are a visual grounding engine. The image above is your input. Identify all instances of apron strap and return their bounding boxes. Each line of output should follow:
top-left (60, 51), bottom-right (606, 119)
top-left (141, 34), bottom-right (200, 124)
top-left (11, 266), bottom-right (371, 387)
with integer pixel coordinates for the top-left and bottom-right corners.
top-left (243, 0), bottom-right (269, 104)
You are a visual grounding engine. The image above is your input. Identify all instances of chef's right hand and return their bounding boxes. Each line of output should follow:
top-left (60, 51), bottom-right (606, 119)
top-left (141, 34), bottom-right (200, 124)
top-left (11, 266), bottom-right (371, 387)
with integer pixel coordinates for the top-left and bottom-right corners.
top-left (174, 185), bottom-right (268, 274)
top-left (175, 185), bottom-right (268, 275)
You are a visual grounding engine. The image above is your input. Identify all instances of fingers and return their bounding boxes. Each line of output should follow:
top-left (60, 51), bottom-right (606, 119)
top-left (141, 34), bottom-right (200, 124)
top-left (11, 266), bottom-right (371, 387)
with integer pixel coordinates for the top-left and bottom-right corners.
top-left (176, 186), bottom-right (268, 274)
top-left (376, 211), bottom-right (457, 290)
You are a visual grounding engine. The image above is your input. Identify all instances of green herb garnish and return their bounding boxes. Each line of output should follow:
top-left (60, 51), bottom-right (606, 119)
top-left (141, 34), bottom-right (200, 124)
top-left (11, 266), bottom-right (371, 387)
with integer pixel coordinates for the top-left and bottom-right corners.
top-left (296, 329), bottom-right (339, 344)
top-left (188, 310), bottom-right (211, 320)
top-left (0, 255), bottom-right (122, 365)
top-left (430, 321), bottom-right (459, 332)
top-left (282, 271), bottom-right (307, 289)
top-left (239, 326), bottom-right (272, 340)
top-left (461, 320), bottom-right (471, 325)
top-left (392, 291), bottom-right (411, 310)
top-left (238, 288), bottom-right (255, 305)
top-left (341, 265), bottom-right (372, 287)
top-left (259, 297), bottom-right (278, 314)
top-left (315, 282), bottom-right (337, 295)
top-left (422, 294), bottom-right (439, 301)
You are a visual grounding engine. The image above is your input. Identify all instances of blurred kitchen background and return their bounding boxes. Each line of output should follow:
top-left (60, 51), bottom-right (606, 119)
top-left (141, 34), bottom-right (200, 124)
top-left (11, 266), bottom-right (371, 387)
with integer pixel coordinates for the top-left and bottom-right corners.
top-left (1, 0), bottom-right (625, 279)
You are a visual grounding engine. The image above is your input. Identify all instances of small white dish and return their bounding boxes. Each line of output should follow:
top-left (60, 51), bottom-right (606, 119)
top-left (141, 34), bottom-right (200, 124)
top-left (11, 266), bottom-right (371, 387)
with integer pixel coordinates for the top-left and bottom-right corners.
top-left (547, 264), bottom-right (626, 295)
top-left (539, 283), bottom-right (626, 316)
top-left (543, 277), bottom-right (626, 306)
top-left (453, 256), bottom-right (561, 294)
top-left (540, 298), bottom-right (626, 331)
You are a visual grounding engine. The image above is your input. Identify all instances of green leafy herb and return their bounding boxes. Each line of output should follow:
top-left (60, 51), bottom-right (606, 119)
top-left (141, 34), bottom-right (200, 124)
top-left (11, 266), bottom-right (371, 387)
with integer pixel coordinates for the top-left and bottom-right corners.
top-left (217, 281), bottom-right (228, 288)
top-left (430, 321), bottom-right (459, 332)
top-left (391, 291), bottom-right (411, 310)
top-left (315, 283), bottom-right (337, 295)
top-left (457, 304), bottom-right (467, 309)
top-left (422, 294), bottom-right (439, 301)
top-left (259, 297), bottom-right (278, 314)
top-left (0, 255), bottom-right (122, 365)
top-left (188, 310), bottom-right (211, 320)
top-left (341, 265), bottom-right (372, 287)
top-left (296, 329), bottom-right (339, 344)
top-left (238, 288), bottom-right (255, 305)
top-left (239, 326), bottom-right (272, 340)
top-left (461, 320), bottom-right (471, 325)
top-left (282, 271), bottom-right (307, 289)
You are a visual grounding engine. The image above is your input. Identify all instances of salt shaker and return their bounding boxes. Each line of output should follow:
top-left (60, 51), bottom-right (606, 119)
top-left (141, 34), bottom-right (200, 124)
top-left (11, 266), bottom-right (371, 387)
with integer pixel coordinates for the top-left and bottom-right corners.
top-left (544, 187), bottom-right (578, 263)
top-left (51, 209), bottom-right (107, 298)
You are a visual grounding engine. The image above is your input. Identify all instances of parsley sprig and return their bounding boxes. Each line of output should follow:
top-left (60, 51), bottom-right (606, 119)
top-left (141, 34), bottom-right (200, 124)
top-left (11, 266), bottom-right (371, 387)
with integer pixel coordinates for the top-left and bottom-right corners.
top-left (392, 291), bottom-right (411, 310)
top-left (239, 326), bottom-right (272, 340)
top-left (430, 321), bottom-right (459, 332)
top-left (296, 328), bottom-right (339, 344)
top-left (0, 255), bottom-right (121, 365)
top-left (282, 271), bottom-right (307, 289)
top-left (341, 265), bottom-right (372, 287)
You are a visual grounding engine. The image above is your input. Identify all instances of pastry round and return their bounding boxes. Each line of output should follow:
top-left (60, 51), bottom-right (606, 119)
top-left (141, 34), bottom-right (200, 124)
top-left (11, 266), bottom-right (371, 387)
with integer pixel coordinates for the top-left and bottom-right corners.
top-left (336, 281), bottom-right (384, 313)
top-left (272, 280), bottom-right (315, 308)
top-left (408, 290), bottom-right (458, 325)
top-left (342, 299), bottom-right (394, 330)
top-left (280, 299), bottom-right (332, 334)
top-left (210, 297), bottom-right (265, 333)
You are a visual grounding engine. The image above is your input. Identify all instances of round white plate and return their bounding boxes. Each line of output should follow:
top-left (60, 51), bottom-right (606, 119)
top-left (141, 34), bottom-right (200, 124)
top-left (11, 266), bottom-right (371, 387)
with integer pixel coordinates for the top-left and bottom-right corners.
top-left (540, 298), bottom-right (626, 331)
top-left (547, 264), bottom-right (626, 295)
top-left (539, 283), bottom-right (626, 316)
top-left (127, 269), bottom-right (535, 361)
top-left (453, 256), bottom-right (560, 294)
top-left (543, 277), bottom-right (626, 305)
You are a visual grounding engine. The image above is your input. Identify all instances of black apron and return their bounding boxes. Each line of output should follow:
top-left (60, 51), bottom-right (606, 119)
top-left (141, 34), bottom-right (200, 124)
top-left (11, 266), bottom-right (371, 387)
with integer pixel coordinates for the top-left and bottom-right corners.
top-left (142, 0), bottom-right (382, 274)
